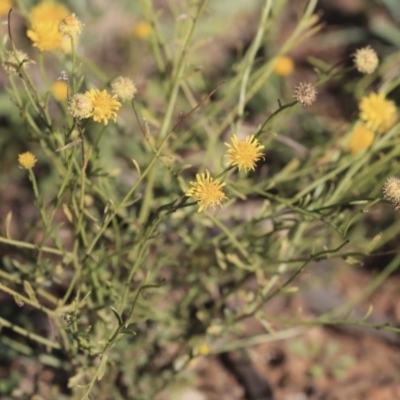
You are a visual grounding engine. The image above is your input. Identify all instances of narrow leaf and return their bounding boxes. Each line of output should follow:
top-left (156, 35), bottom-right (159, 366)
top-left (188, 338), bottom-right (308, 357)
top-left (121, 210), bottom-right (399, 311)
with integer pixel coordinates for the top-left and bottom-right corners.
top-left (132, 159), bottom-right (141, 177)
top-left (110, 306), bottom-right (123, 326)
top-left (367, 233), bottom-right (382, 253)
top-left (5, 211), bottom-right (12, 239)
top-left (62, 204), bottom-right (74, 223)
top-left (97, 354), bottom-right (108, 381)
top-left (23, 280), bottom-right (38, 303)
top-left (119, 328), bottom-right (137, 335)
top-left (55, 139), bottom-right (82, 152)
top-left (14, 294), bottom-right (24, 307)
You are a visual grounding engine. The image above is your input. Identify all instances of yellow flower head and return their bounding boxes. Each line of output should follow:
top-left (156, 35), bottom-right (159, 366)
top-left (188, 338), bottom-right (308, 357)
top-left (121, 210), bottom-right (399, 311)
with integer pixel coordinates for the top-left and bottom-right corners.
top-left (294, 82), bottom-right (318, 106)
top-left (225, 135), bottom-right (265, 172)
top-left (29, 0), bottom-right (68, 21)
top-left (111, 76), bottom-right (137, 102)
top-left (84, 89), bottom-right (121, 125)
top-left (383, 176), bottom-right (400, 210)
top-left (68, 93), bottom-right (93, 119)
top-left (133, 21), bottom-right (152, 39)
top-left (273, 56), bottom-right (294, 77)
top-left (18, 152), bottom-right (36, 169)
top-left (194, 343), bottom-right (211, 357)
top-left (58, 13), bottom-right (83, 38)
top-left (353, 46), bottom-right (378, 75)
top-left (185, 170), bottom-right (227, 212)
top-left (359, 92), bottom-right (398, 134)
top-left (51, 80), bottom-right (68, 102)
top-left (0, 0), bottom-right (12, 16)
top-left (3, 50), bottom-right (35, 74)
top-left (27, 1), bottom-right (69, 51)
top-left (349, 123), bottom-right (374, 154)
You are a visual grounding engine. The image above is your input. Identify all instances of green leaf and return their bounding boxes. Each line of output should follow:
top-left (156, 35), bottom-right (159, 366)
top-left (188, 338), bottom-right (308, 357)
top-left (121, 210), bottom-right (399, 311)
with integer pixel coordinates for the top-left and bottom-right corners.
top-left (119, 328), bottom-right (137, 335)
top-left (4, 211), bottom-right (12, 239)
top-left (131, 158), bottom-right (141, 177)
top-left (344, 256), bottom-right (363, 266)
top-left (110, 306), bottom-right (123, 326)
top-left (23, 280), bottom-right (38, 304)
top-left (367, 233), bottom-right (382, 253)
top-left (97, 354), bottom-right (108, 381)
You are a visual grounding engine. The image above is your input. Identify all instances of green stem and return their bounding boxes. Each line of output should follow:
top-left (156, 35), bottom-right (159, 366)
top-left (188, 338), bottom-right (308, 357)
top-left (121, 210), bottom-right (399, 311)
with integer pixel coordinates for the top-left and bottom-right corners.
top-left (0, 316), bottom-right (61, 349)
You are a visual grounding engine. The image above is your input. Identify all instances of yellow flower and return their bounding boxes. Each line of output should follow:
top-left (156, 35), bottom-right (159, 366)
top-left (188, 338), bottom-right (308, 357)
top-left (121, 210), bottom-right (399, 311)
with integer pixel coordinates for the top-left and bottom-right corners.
top-left (273, 56), bottom-right (294, 77)
top-left (383, 176), bottom-right (400, 210)
top-left (133, 21), bottom-right (152, 39)
top-left (3, 50), bottom-right (34, 74)
top-left (349, 123), bottom-right (374, 154)
top-left (18, 152), bottom-right (36, 169)
top-left (51, 80), bottom-right (68, 101)
top-left (29, 1), bottom-right (69, 27)
top-left (58, 13), bottom-right (83, 38)
top-left (68, 93), bottom-right (93, 119)
top-left (84, 89), bottom-right (121, 125)
top-left (111, 76), bottom-right (137, 102)
top-left (194, 343), bottom-right (211, 357)
top-left (225, 135), bottom-right (265, 172)
top-left (27, 1), bottom-right (69, 51)
top-left (359, 92), bottom-right (398, 134)
top-left (0, 0), bottom-right (11, 16)
top-left (185, 170), bottom-right (227, 212)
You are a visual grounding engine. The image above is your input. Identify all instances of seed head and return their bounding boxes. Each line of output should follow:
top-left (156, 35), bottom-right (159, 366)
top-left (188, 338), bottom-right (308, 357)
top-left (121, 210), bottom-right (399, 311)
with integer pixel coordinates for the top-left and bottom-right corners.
top-left (3, 50), bottom-right (35, 74)
top-left (68, 93), bottom-right (94, 119)
top-left (58, 13), bottom-right (83, 38)
top-left (383, 177), bottom-right (400, 210)
top-left (294, 82), bottom-right (318, 106)
top-left (111, 76), bottom-right (137, 102)
top-left (353, 46), bottom-right (378, 75)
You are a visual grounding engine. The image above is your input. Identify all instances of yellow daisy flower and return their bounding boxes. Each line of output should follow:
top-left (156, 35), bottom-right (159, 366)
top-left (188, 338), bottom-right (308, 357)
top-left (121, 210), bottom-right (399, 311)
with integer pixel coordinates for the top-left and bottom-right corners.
top-left (51, 80), bottom-right (68, 102)
top-left (84, 89), bottom-right (121, 125)
top-left (185, 170), bottom-right (227, 212)
top-left (349, 123), bottom-right (374, 154)
top-left (18, 152), bottom-right (36, 169)
top-left (359, 92), bottom-right (398, 134)
top-left (29, 0), bottom-right (68, 21)
top-left (0, 0), bottom-right (11, 16)
top-left (273, 56), bottom-right (294, 77)
top-left (133, 21), bottom-right (152, 40)
top-left (194, 343), bottom-right (211, 357)
top-left (27, 1), bottom-right (69, 51)
top-left (225, 135), bottom-right (265, 172)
